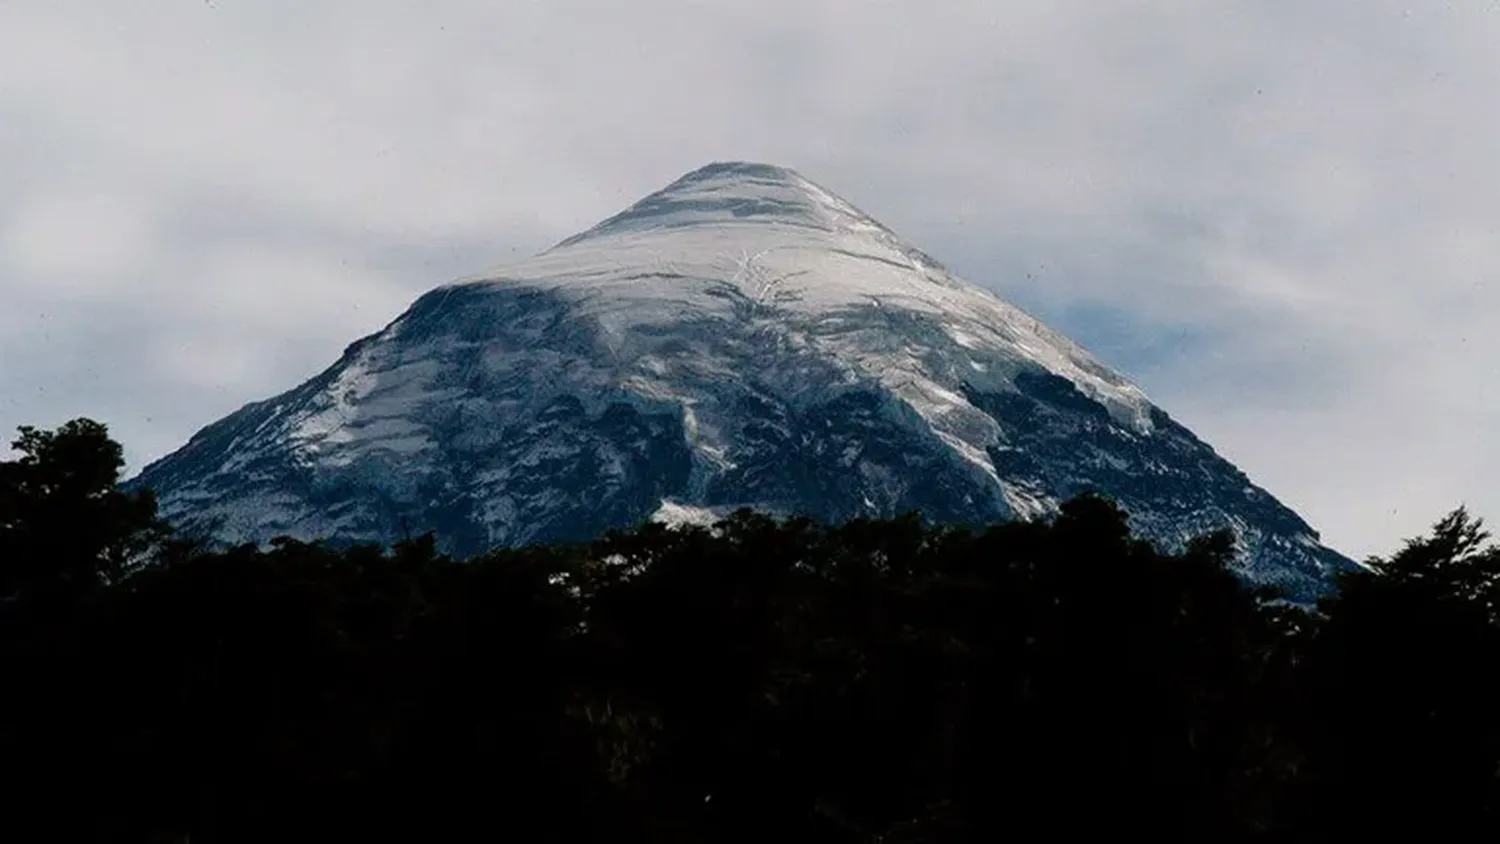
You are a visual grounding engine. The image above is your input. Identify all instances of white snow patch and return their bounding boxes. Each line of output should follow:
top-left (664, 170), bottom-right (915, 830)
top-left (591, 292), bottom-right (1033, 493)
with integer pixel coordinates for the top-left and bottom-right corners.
top-left (949, 329), bottom-right (982, 350)
top-left (1000, 485), bottom-right (1056, 522)
top-left (293, 357), bottom-right (376, 444)
top-left (651, 499), bottom-right (722, 528)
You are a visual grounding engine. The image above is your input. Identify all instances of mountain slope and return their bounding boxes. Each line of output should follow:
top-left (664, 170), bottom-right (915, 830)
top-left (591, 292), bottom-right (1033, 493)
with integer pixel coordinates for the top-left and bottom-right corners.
top-left (130, 161), bottom-right (1356, 601)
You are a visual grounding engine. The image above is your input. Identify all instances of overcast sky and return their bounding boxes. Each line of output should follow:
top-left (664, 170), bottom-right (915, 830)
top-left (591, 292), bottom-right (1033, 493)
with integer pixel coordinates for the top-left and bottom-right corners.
top-left (3, 1), bottom-right (1497, 560)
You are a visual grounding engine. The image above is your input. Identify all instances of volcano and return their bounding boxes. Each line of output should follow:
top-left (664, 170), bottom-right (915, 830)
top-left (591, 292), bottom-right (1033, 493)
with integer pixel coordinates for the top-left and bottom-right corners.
top-left (130, 162), bottom-right (1356, 601)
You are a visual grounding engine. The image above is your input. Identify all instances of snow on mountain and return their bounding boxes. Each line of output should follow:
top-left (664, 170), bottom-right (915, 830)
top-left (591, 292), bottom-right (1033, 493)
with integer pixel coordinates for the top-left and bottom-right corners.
top-left (128, 161), bottom-right (1357, 602)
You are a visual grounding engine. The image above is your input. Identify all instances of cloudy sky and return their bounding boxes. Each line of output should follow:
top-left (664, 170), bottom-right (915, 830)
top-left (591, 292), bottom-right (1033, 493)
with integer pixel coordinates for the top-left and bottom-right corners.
top-left (3, 0), bottom-right (1497, 560)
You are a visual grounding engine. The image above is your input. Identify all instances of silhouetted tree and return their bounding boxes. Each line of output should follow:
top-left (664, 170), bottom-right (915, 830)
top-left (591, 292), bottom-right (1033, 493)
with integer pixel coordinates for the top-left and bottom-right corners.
top-left (1296, 508), bottom-right (1500, 840)
top-left (0, 419), bottom-right (166, 613)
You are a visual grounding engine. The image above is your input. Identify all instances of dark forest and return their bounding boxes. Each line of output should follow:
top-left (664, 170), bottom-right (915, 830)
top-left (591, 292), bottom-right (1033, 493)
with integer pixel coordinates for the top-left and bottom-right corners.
top-left (4, 419), bottom-right (1498, 842)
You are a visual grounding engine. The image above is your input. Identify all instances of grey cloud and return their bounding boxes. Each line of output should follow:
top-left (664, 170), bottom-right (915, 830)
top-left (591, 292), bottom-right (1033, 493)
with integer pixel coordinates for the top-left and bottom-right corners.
top-left (3, 0), bottom-right (1498, 559)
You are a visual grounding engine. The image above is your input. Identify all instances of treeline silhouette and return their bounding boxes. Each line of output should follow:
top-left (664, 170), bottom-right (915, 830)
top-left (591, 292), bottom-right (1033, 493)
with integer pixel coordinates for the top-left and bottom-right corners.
top-left (4, 419), bottom-right (1500, 842)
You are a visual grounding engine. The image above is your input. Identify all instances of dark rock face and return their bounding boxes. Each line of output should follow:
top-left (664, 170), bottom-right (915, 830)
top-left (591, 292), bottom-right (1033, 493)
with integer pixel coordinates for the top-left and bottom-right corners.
top-left (963, 375), bottom-right (1345, 601)
top-left (702, 388), bottom-right (1008, 528)
top-left (129, 161), bottom-right (1357, 602)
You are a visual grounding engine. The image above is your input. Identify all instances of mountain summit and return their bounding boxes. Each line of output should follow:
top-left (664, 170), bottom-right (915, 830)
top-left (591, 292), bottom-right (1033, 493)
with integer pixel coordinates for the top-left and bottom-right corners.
top-left (131, 161), bottom-right (1356, 601)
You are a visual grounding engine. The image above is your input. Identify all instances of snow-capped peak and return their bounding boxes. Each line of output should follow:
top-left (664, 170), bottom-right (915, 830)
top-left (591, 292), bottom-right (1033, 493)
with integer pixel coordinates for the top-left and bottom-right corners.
top-left (129, 161), bottom-right (1359, 604)
top-left (434, 160), bottom-right (1156, 441)
top-left (554, 161), bottom-right (889, 247)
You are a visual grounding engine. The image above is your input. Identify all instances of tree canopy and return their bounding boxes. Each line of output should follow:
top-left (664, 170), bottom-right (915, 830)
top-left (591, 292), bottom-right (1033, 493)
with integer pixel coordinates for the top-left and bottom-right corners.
top-left (3, 418), bottom-right (1498, 841)
top-left (0, 419), bottom-right (166, 612)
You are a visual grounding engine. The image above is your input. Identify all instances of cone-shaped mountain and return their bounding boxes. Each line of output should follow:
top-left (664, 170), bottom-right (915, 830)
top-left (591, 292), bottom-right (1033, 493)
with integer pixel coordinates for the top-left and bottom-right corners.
top-left (130, 161), bottom-right (1356, 601)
